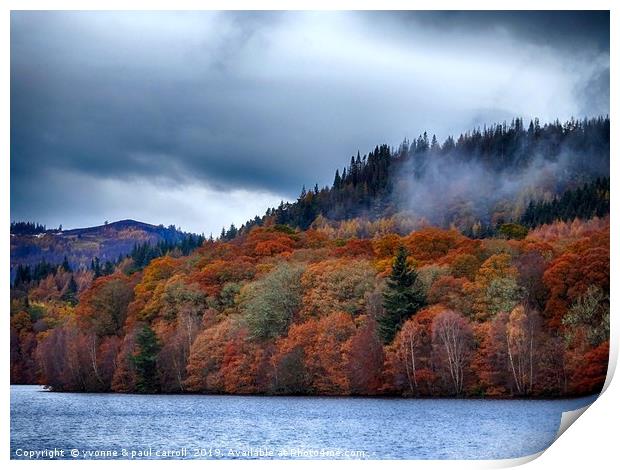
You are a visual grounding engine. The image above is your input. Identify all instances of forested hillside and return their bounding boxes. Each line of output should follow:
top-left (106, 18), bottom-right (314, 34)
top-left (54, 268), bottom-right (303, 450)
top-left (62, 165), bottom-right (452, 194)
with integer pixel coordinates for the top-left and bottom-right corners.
top-left (11, 217), bottom-right (609, 396)
top-left (226, 116), bottom-right (608, 239)
top-left (10, 219), bottom-right (204, 277)
top-left (10, 117), bottom-right (610, 397)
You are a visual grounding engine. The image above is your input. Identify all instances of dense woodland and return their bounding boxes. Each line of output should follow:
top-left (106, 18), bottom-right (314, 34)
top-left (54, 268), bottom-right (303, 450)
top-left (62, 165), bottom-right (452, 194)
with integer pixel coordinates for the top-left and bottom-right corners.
top-left (10, 222), bottom-right (48, 235)
top-left (11, 235), bottom-right (206, 300)
top-left (520, 178), bottom-right (609, 228)
top-left (10, 117), bottom-right (610, 397)
top-left (227, 116), bottom-right (609, 237)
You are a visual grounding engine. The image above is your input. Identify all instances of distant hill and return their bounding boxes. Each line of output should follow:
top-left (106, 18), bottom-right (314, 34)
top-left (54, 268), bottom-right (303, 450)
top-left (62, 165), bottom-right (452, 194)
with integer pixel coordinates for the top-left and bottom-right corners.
top-left (10, 219), bottom-right (201, 272)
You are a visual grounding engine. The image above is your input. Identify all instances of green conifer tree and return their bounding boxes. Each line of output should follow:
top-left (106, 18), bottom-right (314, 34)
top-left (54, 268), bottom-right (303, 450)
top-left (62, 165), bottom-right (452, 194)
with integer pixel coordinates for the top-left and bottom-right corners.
top-left (61, 256), bottom-right (72, 273)
top-left (132, 325), bottom-right (161, 393)
top-left (62, 275), bottom-right (78, 306)
top-left (379, 246), bottom-right (426, 344)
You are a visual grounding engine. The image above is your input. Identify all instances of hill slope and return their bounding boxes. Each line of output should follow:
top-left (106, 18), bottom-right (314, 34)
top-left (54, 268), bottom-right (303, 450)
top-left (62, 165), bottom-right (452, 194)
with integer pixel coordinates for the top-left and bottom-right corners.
top-left (10, 219), bottom-right (199, 272)
top-left (9, 116), bottom-right (610, 398)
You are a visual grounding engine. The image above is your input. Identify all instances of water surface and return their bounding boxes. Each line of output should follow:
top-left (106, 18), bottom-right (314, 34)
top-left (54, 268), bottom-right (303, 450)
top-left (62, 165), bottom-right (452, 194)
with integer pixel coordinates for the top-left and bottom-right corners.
top-left (10, 385), bottom-right (596, 460)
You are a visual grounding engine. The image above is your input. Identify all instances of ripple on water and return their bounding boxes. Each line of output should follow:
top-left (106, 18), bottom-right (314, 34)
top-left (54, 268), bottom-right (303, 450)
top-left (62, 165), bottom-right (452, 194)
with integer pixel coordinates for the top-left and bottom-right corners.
top-left (10, 385), bottom-right (597, 460)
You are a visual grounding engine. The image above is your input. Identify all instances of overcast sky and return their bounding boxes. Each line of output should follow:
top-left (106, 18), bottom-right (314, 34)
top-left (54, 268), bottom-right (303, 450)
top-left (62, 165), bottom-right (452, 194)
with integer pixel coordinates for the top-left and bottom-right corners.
top-left (11, 11), bottom-right (609, 235)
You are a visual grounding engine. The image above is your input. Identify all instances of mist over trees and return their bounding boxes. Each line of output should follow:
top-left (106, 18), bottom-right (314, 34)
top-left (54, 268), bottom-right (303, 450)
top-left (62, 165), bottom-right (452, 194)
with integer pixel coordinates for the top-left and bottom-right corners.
top-left (233, 116), bottom-right (608, 237)
top-left (520, 177), bottom-right (609, 227)
top-left (10, 116), bottom-right (609, 398)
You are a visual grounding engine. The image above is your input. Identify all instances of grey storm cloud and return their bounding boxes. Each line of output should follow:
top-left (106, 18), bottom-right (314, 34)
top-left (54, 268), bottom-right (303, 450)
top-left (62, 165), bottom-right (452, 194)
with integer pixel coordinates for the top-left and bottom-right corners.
top-left (10, 11), bottom-right (609, 233)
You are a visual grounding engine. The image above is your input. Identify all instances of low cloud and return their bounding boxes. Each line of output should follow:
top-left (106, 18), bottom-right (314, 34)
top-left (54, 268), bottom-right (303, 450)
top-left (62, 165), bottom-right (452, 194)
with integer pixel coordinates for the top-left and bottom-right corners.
top-left (11, 11), bottom-right (609, 230)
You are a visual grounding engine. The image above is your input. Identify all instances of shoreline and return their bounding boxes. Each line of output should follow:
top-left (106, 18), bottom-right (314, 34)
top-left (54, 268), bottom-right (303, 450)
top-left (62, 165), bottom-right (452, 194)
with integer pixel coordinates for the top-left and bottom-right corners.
top-left (10, 384), bottom-right (600, 401)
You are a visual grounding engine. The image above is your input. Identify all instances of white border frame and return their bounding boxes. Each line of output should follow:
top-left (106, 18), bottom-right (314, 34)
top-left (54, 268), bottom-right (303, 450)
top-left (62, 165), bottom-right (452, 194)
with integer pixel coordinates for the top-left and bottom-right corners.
top-left (2, 2), bottom-right (616, 469)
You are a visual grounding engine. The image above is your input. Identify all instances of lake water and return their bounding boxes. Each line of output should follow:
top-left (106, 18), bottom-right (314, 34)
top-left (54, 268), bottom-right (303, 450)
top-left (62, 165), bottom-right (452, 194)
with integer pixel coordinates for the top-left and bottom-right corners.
top-left (10, 385), bottom-right (596, 460)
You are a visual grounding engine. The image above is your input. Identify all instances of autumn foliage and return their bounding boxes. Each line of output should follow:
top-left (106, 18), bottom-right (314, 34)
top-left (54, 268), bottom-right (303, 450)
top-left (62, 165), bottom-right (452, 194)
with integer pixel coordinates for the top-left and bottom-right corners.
top-left (10, 218), bottom-right (609, 397)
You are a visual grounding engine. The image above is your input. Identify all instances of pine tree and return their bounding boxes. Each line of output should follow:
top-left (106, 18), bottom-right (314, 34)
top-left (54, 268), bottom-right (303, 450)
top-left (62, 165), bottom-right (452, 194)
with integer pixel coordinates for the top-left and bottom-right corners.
top-left (62, 275), bottom-right (78, 305)
top-left (91, 257), bottom-right (102, 278)
top-left (61, 256), bottom-right (72, 273)
top-left (333, 169), bottom-right (341, 189)
top-left (379, 246), bottom-right (426, 344)
top-left (132, 325), bottom-right (161, 393)
top-left (13, 264), bottom-right (31, 287)
top-left (225, 224), bottom-right (238, 240)
top-left (102, 261), bottom-right (114, 276)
